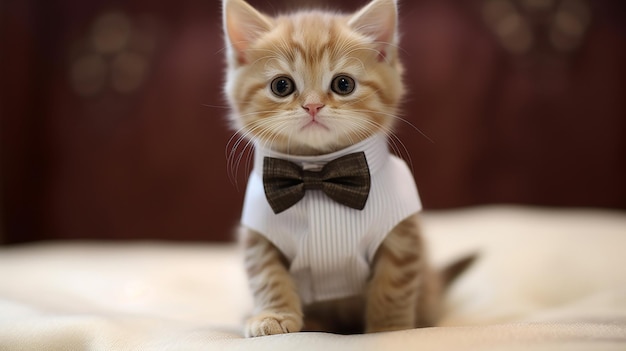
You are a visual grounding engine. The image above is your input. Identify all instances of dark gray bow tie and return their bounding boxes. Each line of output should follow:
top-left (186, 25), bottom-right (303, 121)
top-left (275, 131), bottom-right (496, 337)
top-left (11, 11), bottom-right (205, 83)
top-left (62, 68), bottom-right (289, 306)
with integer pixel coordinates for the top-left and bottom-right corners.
top-left (262, 152), bottom-right (371, 214)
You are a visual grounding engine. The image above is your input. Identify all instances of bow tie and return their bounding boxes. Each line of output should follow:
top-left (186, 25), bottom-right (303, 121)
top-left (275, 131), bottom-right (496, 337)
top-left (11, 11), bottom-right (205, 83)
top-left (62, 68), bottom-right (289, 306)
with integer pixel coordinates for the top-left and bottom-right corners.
top-left (262, 152), bottom-right (371, 214)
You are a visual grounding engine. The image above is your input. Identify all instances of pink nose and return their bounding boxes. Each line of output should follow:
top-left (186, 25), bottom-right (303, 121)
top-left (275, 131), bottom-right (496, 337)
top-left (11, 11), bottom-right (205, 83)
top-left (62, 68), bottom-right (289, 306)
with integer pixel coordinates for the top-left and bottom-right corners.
top-left (302, 103), bottom-right (325, 117)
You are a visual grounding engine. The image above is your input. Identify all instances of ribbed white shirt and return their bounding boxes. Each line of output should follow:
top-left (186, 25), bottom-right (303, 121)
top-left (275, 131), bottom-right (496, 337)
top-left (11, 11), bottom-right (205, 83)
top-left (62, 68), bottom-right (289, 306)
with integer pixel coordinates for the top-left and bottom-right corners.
top-left (241, 133), bottom-right (422, 304)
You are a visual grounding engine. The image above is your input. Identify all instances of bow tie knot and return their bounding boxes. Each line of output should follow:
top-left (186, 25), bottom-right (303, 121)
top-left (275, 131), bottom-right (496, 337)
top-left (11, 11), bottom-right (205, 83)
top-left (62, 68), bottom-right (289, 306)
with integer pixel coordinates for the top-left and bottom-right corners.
top-left (262, 152), bottom-right (371, 214)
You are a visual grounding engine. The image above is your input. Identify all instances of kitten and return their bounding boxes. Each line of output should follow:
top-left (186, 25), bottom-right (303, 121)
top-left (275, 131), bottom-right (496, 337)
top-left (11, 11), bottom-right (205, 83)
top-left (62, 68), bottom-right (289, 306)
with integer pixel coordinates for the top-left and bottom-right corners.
top-left (222, 0), bottom-right (470, 337)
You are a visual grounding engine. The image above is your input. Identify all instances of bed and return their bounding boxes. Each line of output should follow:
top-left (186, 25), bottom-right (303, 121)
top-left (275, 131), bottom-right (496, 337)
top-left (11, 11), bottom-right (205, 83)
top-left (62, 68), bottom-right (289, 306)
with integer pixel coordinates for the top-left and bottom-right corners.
top-left (1, 205), bottom-right (625, 350)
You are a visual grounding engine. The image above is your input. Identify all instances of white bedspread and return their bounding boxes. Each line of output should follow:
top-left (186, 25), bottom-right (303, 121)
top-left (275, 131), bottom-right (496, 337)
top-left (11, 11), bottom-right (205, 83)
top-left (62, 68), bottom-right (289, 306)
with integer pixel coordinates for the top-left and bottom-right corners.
top-left (1, 206), bottom-right (625, 350)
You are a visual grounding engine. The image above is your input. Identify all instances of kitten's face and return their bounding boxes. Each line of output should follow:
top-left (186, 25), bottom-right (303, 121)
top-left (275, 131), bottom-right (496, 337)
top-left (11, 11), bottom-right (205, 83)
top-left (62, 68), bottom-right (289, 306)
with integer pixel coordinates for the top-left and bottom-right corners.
top-left (223, 0), bottom-right (404, 155)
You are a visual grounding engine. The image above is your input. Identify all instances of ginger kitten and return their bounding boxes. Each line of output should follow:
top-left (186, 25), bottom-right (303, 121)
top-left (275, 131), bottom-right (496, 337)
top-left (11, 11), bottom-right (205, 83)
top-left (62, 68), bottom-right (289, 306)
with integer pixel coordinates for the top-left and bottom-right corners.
top-left (222, 0), bottom-right (468, 337)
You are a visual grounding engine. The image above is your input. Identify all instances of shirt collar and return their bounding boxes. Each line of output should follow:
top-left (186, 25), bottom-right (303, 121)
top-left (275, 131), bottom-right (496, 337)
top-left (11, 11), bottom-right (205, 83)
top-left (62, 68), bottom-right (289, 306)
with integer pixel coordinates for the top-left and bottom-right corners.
top-left (252, 133), bottom-right (390, 176)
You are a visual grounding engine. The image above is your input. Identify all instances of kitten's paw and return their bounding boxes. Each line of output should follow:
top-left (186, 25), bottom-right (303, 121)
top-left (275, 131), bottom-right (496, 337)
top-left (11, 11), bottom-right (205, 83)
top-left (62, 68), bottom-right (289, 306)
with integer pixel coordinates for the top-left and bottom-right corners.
top-left (245, 311), bottom-right (303, 337)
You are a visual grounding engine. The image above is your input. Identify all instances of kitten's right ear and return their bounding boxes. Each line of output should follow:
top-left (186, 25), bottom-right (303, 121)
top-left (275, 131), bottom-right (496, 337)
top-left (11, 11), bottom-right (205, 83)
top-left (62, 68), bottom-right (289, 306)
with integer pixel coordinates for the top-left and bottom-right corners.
top-left (223, 0), bottom-right (273, 65)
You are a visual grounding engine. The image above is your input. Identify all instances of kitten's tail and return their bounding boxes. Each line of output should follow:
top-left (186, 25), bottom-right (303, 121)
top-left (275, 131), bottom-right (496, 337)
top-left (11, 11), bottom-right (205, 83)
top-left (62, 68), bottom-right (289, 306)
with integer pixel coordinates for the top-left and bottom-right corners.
top-left (418, 253), bottom-right (479, 327)
top-left (440, 254), bottom-right (478, 289)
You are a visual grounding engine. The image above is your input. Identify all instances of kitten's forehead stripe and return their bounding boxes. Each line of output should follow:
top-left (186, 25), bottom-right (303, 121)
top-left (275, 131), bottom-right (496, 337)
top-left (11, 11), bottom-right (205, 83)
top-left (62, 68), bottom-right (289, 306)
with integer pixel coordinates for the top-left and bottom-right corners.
top-left (288, 13), bottom-right (333, 50)
top-left (276, 14), bottom-right (356, 77)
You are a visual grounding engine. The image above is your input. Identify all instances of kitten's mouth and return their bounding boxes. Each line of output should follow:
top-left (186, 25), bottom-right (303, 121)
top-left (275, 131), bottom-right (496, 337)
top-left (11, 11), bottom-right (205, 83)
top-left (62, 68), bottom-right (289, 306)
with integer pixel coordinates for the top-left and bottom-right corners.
top-left (301, 119), bottom-right (330, 131)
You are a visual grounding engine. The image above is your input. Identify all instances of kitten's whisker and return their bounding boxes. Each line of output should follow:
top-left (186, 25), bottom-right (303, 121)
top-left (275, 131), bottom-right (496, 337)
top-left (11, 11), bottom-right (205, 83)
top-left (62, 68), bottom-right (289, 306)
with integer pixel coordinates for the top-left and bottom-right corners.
top-left (350, 109), bottom-right (434, 145)
top-left (227, 130), bottom-right (258, 188)
top-left (332, 114), bottom-right (415, 172)
top-left (227, 116), bottom-right (292, 186)
top-left (202, 103), bottom-right (230, 109)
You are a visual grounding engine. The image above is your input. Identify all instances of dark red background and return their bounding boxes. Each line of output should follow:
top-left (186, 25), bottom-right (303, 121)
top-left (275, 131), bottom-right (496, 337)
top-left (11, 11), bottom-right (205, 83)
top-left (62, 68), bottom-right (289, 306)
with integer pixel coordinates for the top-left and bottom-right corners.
top-left (1, 0), bottom-right (625, 243)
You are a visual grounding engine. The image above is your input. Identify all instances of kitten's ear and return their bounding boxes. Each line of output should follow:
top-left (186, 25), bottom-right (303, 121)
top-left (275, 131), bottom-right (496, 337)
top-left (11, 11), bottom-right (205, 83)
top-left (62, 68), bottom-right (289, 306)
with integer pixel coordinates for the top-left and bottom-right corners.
top-left (223, 0), bottom-right (273, 65)
top-left (348, 0), bottom-right (398, 61)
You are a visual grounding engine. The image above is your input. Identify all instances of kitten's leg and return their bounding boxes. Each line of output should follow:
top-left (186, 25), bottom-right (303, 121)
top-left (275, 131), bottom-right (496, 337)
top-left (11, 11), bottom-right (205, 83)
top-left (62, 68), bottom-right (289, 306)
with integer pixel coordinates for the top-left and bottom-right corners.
top-left (365, 213), bottom-right (425, 333)
top-left (241, 227), bottom-right (303, 337)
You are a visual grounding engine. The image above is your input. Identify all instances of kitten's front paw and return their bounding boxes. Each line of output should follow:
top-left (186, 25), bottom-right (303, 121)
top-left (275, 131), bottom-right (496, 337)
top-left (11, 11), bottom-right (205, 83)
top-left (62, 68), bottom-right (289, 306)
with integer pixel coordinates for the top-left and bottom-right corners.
top-left (245, 311), bottom-right (303, 337)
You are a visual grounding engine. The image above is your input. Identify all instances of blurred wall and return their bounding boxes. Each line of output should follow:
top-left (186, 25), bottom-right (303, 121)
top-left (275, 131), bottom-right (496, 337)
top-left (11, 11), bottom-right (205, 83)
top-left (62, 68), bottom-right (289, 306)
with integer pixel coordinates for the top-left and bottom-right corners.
top-left (1, 0), bottom-right (625, 244)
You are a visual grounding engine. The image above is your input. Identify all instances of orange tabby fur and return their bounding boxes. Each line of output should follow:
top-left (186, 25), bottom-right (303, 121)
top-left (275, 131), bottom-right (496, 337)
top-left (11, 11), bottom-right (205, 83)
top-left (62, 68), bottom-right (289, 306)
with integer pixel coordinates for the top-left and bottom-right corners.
top-left (223, 0), bottom-right (448, 337)
top-left (224, 0), bottom-right (404, 156)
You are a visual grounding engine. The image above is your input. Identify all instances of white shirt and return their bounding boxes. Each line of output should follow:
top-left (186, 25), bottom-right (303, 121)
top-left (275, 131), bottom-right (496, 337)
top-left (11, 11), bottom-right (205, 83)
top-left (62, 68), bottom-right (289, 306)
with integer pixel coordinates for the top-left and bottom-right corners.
top-left (241, 133), bottom-right (422, 304)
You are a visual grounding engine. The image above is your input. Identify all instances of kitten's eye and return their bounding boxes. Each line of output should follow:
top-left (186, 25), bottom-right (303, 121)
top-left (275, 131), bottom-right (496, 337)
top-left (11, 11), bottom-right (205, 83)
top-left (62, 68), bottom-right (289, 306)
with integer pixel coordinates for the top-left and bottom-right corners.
top-left (270, 76), bottom-right (296, 97)
top-left (331, 75), bottom-right (356, 95)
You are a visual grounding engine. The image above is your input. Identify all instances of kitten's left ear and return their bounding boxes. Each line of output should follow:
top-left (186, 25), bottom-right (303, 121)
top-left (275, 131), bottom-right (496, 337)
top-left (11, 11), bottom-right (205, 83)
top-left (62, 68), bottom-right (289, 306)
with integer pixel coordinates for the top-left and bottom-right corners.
top-left (348, 0), bottom-right (398, 61)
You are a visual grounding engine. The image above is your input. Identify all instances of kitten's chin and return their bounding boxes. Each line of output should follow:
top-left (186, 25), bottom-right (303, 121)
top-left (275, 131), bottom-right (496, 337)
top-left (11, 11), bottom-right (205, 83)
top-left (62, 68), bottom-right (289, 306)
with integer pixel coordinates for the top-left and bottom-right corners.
top-left (255, 136), bottom-right (333, 156)
top-left (258, 129), bottom-right (375, 156)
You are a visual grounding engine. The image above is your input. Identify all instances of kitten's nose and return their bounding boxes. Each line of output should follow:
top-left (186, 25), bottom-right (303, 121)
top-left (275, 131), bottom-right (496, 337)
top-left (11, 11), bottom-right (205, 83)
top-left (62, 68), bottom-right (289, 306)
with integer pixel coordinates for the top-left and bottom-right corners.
top-left (302, 103), bottom-right (325, 118)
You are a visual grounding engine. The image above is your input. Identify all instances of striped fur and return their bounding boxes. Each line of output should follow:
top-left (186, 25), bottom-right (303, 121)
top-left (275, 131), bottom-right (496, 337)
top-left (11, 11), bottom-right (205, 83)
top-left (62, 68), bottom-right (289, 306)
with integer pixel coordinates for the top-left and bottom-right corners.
top-left (223, 0), bottom-right (447, 336)
top-left (240, 227), bottom-right (303, 337)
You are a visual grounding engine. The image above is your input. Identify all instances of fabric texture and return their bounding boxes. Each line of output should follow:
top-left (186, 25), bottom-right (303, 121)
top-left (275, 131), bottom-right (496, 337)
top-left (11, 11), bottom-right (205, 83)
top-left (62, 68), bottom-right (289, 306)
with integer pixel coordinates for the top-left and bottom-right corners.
top-left (263, 152), bottom-right (371, 214)
top-left (242, 134), bottom-right (422, 303)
